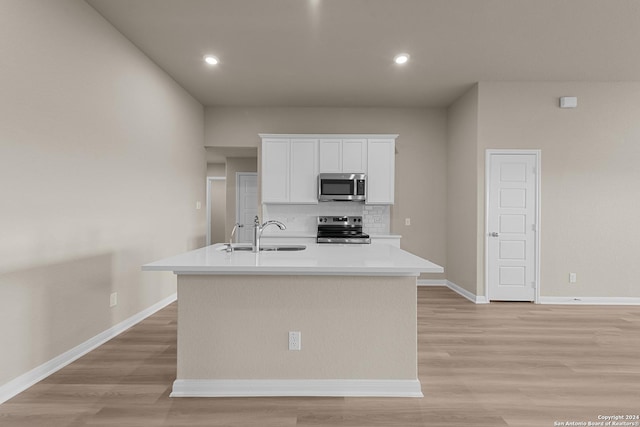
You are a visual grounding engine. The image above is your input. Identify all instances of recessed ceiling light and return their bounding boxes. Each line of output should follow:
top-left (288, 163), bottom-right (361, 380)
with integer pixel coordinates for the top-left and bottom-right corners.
top-left (204, 55), bottom-right (219, 65)
top-left (394, 53), bottom-right (410, 65)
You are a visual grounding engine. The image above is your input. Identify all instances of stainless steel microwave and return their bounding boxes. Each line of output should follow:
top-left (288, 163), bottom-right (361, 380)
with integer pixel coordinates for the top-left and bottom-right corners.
top-left (318, 173), bottom-right (366, 202)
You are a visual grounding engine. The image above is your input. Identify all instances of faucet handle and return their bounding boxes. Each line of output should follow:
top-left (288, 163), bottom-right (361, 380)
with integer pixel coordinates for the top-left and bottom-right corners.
top-left (254, 215), bottom-right (260, 225)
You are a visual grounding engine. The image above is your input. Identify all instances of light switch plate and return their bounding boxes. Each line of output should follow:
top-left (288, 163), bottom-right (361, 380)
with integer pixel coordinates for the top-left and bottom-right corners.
top-left (559, 97), bottom-right (578, 108)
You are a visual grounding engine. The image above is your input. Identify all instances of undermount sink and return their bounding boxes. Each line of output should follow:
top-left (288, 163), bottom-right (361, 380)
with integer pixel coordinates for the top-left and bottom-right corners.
top-left (260, 245), bottom-right (306, 251)
top-left (218, 244), bottom-right (306, 252)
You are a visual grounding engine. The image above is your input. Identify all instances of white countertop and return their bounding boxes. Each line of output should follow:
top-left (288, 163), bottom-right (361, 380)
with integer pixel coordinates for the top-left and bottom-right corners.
top-left (260, 232), bottom-right (316, 238)
top-left (143, 243), bottom-right (443, 276)
top-left (259, 233), bottom-right (402, 239)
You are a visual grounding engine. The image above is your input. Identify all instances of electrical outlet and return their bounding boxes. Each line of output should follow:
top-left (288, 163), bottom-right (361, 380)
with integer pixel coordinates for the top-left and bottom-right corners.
top-left (110, 292), bottom-right (118, 307)
top-left (569, 273), bottom-right (577, 283)
top-left (288, 331), bottom-right (301, 351)
top-left (196, 201), bottom-right (202, 210)
top-left (405, 218), bottom-right (411, 226)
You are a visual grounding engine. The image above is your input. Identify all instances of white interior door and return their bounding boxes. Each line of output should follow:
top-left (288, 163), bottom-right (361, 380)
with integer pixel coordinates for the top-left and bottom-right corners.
top-left (487, 152), bottom-right (539, 301)
top-left (236, 173), bottom-right (258, 243)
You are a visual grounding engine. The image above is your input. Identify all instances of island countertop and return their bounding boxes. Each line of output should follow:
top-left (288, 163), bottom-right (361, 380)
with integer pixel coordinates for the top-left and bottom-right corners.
top-left (143, 243), bottom-right (443, 276)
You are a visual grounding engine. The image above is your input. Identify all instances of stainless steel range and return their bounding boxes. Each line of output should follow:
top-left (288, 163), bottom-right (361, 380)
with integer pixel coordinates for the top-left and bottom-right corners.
top-left (316, 216), bottom-right (371, 244)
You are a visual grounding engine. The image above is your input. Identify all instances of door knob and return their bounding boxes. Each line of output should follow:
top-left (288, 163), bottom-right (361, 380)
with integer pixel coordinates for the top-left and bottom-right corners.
top-left (490, 232), bottom-right (500, 237)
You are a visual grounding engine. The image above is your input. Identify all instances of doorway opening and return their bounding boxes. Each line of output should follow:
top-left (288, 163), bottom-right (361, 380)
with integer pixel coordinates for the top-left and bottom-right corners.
top-left (206, 176), bottom-right (226, 246)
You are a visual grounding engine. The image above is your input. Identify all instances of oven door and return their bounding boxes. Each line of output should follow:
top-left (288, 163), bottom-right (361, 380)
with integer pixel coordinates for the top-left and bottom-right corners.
top-left (317, 229), bottom-right (371, 244)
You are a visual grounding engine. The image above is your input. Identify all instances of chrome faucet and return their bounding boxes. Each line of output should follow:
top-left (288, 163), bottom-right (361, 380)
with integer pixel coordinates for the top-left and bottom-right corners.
top-left (227, 222), bottom-right (243, 252)
top-left (252, 215), bottom-right (286, 252)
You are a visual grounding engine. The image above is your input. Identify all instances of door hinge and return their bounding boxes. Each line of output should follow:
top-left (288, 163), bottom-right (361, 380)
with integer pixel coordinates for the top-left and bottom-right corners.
top-left (532, 223), bottom-right (537, 232)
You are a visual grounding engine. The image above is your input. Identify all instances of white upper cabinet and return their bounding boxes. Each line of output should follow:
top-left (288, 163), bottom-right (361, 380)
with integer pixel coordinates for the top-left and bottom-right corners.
top-left (318, 139), bottom-right (342, 173)
top-left (341, 139), bottom-right (367, 172)
top-left (261, 137), bottom-right (318, 204)
top-left (289, 138), bottom-right (319, 203)
top-left (261, 138), bottom-right (289, 203)
top-left (261, 134), bottom-right (396, 205)
top-left (319, 138), bottom-right (367, 173)
top-left (366, 139), bottom-right (395, 205)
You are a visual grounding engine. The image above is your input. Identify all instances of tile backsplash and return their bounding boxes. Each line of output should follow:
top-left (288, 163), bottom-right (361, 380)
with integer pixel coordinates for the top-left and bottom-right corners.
top-left (263, 203), bottom-right (390, 235)
top-left (363, 205), bottom-right (390, 235)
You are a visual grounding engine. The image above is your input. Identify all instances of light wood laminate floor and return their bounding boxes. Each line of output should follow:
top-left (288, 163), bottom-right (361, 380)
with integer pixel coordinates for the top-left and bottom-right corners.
top-left (1, 287), bottom-right (639, 427)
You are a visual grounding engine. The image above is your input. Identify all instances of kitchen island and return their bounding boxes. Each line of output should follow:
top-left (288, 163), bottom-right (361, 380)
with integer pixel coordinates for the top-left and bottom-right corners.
top-left (143, 243), bottom-right (443, 398)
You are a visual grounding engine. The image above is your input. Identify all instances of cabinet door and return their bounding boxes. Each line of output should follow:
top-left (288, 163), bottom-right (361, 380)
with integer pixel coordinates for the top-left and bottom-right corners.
top-left (366, 139), bottom-right (395, 204)
top-left (289, 139), bottom-right (318, 203)
top-left (342, 139), bottom-right (367, 173)
top-left (318, 139), bottom-right (342, 173)
top-left (261, 138), bottom-right (290, 203)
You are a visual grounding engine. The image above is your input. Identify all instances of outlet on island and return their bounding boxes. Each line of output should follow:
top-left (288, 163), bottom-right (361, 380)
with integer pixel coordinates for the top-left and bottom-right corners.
top-left (288, 331), bottom-right (301, 351)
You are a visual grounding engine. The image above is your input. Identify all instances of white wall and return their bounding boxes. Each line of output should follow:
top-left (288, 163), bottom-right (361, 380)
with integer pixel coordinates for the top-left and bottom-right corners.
top-left (207, 163), bottom-right (226, 245)
top-left (478, 82), bottom-right (640, 298)
top-left (446, 85), bottom-right (480, 294)
top-left (208, 179), bottom-right (226, 245)
top-left (207, 163), bottom-right (226, 177)
top-left (0, 0), bottom-right (205, 386)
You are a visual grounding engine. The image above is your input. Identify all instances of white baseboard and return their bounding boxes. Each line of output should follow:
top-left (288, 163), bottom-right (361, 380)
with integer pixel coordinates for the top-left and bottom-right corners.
top-left (171, 379), bottom-right (423, 398)
top-left (416, 279), bottom-right (447, 286)
top-left (538, 296), bottom-right (640, 305)
top-left (0, 293), bottom-right (177, 405)
top-left (445, 280), bottom-right (489, 304)
top-left (418, 279), bottom-right (489, 304)
top-left (417, 280), bottom-right (639, 306)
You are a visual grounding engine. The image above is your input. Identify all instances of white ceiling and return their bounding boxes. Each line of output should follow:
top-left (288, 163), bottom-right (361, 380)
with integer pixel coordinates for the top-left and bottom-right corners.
top-left (85, 0), bottom-right (640, 108)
